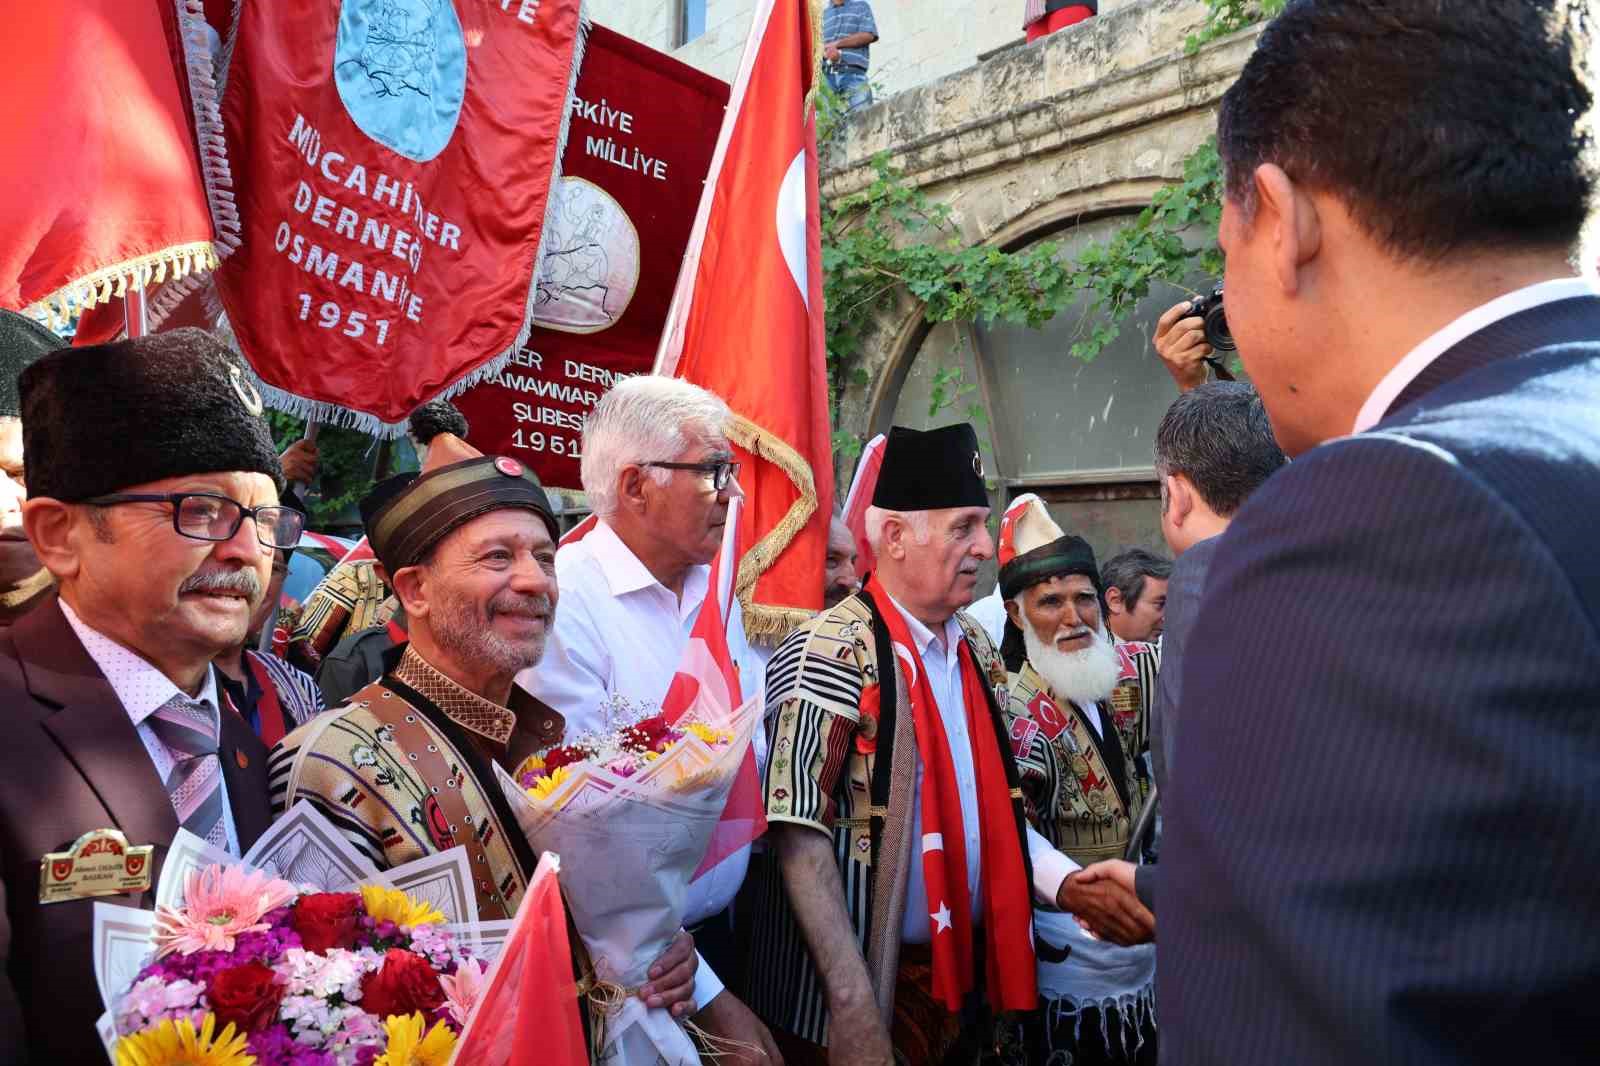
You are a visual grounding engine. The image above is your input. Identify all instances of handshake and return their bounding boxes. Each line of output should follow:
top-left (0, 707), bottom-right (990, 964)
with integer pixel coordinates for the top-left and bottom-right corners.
top-left (1054, 859), bottom-right (1155, 946)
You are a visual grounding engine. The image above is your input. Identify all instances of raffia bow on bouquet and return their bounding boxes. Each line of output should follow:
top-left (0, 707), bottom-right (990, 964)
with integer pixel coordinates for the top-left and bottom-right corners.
top-left (495, 497), bottom-right (766, 1065)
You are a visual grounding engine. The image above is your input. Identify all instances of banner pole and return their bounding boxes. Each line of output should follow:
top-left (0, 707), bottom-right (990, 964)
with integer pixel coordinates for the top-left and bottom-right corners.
top-left (124, 282), bottom-right (149, 339)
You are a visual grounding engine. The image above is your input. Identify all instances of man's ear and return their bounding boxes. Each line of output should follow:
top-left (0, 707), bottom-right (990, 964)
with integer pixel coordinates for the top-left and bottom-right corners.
top-left (21, 498), bottom-right (81, 582)
top-left (390, 564), bottom-right (429, 619)
top-left (617, 466), bottom-right (650, 515)
top-left (1003, 597), bottom-right (1022, 629)
top-left (1164, 474), bottom-right (1194, 529)
top-left (879, 516), bottom-right (907, 562)
top-left (1253, 163), bottom-right (1322, 295)
top-left (1104, 585), bottom-right (1125, 617)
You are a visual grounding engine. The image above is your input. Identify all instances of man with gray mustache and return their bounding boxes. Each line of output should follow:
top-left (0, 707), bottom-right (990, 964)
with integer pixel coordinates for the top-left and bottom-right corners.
top-left (0, 328), bottom-right (295, 1062)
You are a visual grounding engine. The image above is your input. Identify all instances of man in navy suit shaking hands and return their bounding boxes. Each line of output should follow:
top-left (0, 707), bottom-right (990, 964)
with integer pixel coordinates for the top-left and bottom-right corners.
top-left (1160, 3), bottom-right (1600, 1064)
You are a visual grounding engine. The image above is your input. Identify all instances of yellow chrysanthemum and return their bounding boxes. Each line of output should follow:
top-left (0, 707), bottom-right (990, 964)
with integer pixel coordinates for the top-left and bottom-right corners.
top-left (375, 1011), bottom-right (457, 1066)
top-left (514, 752), bottom-right (545, 775)
top-left (528, 765), bottom-right (571, 800)
top-left (115, 1015), bottom-right (255, 1066)
top-left (683, 722), bottom-right (732, 746)
top-left (360, 883), bottom-right (446, 927)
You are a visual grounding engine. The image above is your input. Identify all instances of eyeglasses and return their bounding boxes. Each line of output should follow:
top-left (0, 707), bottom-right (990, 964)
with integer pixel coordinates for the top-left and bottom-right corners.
top-left (85, 492), bottom-right (306, 550)
top-left (639, 459), bottom-right (741, 493)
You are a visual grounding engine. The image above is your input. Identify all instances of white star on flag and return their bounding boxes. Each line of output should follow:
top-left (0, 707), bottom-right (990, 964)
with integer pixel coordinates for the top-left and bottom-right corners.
top-left (931, 901), bottom-right (953, 934)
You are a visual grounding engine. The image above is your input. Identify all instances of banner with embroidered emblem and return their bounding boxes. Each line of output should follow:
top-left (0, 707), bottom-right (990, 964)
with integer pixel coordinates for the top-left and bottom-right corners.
top-left (189, 0), bottom-right (589, 433)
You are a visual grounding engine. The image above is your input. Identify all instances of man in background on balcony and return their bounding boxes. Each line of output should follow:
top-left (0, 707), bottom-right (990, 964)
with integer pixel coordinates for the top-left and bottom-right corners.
top-left (823, 0), bottom-right (878, 113)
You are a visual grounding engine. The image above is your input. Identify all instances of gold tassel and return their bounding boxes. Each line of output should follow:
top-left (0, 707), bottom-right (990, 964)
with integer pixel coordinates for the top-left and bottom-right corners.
top-left (19, 242), bottom-right (217, 326)
top-left (725, 412), bottom-right (822, 647)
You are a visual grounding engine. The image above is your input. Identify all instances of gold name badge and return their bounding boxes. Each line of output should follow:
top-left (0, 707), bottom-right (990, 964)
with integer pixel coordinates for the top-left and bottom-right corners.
top-left (1109, 683), bottom-right (1142, 717)
top-left (39, 829), bottom-right (154, 905)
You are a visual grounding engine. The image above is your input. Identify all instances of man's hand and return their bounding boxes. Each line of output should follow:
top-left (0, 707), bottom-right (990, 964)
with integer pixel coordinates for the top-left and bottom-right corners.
top-left (693, 990), bottom-right (785, 1065)
top-left (640, 929), bottom-right (698, 1018)
top-left (1057, 870), bottom-right (1155, 945)
top-left (1154, 300), bottom-right (1212, 393)
top-left (824, 42), bottom-right (841, 62)
top-left (824, 990), bottom-right (892, 1066)
top-left (1075, 858), bottom-right (1137, 894)
top-left (279, 438), bottom-right (321, 485)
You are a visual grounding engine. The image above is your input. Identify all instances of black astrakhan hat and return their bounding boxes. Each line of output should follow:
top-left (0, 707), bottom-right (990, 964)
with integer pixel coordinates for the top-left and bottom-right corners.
top-left (19, 327), bottom-right (284, 502)
top-left (0, 310), bottom-right (66, 418)
top-left (870, 423), bottom-right (988, 512)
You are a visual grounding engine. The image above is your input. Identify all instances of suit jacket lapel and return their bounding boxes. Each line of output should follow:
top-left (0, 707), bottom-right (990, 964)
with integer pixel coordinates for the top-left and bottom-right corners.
top-left (216, 676), bottom-right (271, 852)
top-left (17, 601), bottom-right (181, 862)
top-left (1385, 295), bottom-right (1600, 420)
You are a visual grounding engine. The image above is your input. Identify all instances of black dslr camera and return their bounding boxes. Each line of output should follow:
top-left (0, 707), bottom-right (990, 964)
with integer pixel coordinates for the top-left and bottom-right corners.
top-left (1186, 286), bottom-right (1235, 352)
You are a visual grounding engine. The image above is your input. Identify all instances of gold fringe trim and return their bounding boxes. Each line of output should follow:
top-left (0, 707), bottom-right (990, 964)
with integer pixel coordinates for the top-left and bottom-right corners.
top-left (726, 412), bottom-right (821, 647)
top-left (21, 242), bottom-right (218, 333)
top-left (803, 0), bottom-right (826, 119)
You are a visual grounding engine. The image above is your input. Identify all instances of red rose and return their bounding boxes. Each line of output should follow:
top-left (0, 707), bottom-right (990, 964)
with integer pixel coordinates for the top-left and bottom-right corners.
top-left (292, 892), bottom-right (363, 953)
top-left (360, 948), bottom-right (446, 1020)
top-left (540, 745), bottom-right (589, 773)
top-left (207, 962), bottom-right (284, 1034)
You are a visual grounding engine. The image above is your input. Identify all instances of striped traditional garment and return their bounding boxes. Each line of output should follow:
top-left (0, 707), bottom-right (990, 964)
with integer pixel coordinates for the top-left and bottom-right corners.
top-left (287, 558), bottom-right (397, 674)
top-left (752, 593), bottom-right (1021, 1049)
top-left (243, 649), bottom-right (324, 729)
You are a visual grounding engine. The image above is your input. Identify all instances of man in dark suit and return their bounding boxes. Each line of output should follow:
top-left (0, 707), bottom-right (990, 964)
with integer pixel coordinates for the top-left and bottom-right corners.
top-left (1160, 3), bottom-right (1600, 1064)
top-left (1071, 383), bottom-right (1286, 915)
top-left (0, 329), bottom-right (296, 1062)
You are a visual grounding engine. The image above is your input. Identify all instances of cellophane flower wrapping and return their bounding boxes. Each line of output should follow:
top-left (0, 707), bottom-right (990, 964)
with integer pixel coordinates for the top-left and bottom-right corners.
top-left (105, 865), bottom-right (485, 1065)
top-left (495, 692), bottom-right (763, 1066)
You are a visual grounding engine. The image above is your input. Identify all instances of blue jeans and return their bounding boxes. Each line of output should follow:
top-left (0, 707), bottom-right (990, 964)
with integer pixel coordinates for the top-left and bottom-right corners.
top-left (825, 66), bottom-right (873, 112)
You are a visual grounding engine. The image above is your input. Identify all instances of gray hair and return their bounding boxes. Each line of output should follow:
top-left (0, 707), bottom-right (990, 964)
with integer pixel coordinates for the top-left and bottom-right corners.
top-left (580, 375), bottom-right (732, 519)
top-left (863, 506), bottom-right (931, 551)
top-left (1101, 548), bottom-right (1172, 611)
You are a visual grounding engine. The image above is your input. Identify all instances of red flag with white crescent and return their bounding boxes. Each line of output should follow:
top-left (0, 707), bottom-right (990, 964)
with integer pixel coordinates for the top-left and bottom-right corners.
top-left (654, 0), bottom-right (833, 647)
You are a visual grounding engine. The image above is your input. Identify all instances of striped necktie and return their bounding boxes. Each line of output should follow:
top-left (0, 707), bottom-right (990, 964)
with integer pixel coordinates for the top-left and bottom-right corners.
top-left (147, 693), bottom-right (229, 852)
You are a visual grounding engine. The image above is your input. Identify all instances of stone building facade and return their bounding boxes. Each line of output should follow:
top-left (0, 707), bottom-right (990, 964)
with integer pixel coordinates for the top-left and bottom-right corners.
top-left (590, 0), bottom-right (1263, 562)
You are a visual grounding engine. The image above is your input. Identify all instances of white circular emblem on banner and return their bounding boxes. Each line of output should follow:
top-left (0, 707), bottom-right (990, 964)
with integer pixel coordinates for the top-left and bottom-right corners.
top-left (334, 0), bottom-right (467, 162)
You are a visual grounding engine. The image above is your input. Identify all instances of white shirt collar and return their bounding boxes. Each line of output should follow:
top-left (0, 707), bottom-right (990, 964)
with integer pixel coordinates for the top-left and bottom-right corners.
top-left (586, 520), bottom-right (709, 612)
top-left (59, 598), bottom-right (220, 726)
top-left (885, 592), bottom-right (963, 661)
top-left (1351, 277), bottom-right (1597, 434)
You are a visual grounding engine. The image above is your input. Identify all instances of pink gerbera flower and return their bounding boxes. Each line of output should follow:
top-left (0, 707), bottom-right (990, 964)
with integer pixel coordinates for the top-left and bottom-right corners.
top-left (153, 864), bottom-right (298, 958)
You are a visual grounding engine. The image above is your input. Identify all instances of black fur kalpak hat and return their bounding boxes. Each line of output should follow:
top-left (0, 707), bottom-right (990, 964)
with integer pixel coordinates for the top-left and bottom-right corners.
top-left (0, 310), bottom-right (66, 418)
top-left (19, 328), bottom-right (284, 502)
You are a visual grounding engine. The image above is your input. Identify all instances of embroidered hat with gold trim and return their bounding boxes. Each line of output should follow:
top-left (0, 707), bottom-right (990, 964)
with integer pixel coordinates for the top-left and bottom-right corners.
top-left (367, 433), bottom-right (558, 573)
top-left (18, 327), bottom-right (283, 502)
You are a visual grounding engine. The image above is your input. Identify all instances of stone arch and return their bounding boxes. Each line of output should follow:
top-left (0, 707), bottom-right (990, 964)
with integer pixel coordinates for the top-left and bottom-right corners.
top-left (857, 179), bottom-right (1172, 439)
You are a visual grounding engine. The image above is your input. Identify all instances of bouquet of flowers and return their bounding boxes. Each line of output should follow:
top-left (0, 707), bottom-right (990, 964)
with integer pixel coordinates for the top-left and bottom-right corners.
top-left (110, 868), bottom-right (484, 1066)
top-left (88, 803), bottom-right (565, 1066)
top-left (493, 500), bottom-right (766, 1066)
top-left (496, 695), bottom-right (759, 1066)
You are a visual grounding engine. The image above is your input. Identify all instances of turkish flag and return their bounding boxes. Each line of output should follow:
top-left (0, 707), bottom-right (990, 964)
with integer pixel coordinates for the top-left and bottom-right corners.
top-left (0, 2), bottom-right (220, 323)
top-left (452, 853), bottom-right (587, 1066)
top-left (655, 0), bottom-right (833, 643)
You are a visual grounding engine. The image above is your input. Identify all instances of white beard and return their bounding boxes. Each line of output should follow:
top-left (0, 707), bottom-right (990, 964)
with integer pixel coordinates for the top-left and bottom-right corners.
top-left (1023, 620), bottom-right (1122, 710)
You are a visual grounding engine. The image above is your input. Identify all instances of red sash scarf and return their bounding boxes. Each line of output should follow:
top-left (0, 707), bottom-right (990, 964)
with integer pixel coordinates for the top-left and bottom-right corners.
top-left (867, 575), bottom-right (1037, 1013)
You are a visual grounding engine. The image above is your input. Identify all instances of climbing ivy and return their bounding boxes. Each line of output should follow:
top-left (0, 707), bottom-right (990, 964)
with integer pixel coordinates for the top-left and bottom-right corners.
top-left (1186, 0), bottom-right (1285, 53)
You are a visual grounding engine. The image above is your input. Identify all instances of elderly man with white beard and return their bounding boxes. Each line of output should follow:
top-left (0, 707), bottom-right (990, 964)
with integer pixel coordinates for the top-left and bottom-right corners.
top-left (997, 496), bottom-right (1158, 1066)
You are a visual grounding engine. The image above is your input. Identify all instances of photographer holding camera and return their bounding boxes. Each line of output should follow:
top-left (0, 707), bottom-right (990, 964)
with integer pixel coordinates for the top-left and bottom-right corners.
top-left (1154, 288), bottom-right (1233, 393)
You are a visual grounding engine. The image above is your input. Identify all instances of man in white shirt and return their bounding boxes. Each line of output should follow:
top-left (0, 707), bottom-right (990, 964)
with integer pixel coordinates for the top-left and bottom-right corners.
top-left (520, 374), bottom-right (780, 1064)
top-left (1160, 4), bottom-right (1600, 1065)
top-left (753, 423), bottom-right (1094, 1066)
top-left (0, 329), bottom-right (295, 1062)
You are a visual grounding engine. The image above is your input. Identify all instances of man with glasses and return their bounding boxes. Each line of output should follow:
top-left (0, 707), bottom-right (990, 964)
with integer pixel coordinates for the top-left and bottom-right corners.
top-left (0, 328), bottom-right (292, 1061)
top-left (521, 374), bottom-right (783, 1066)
